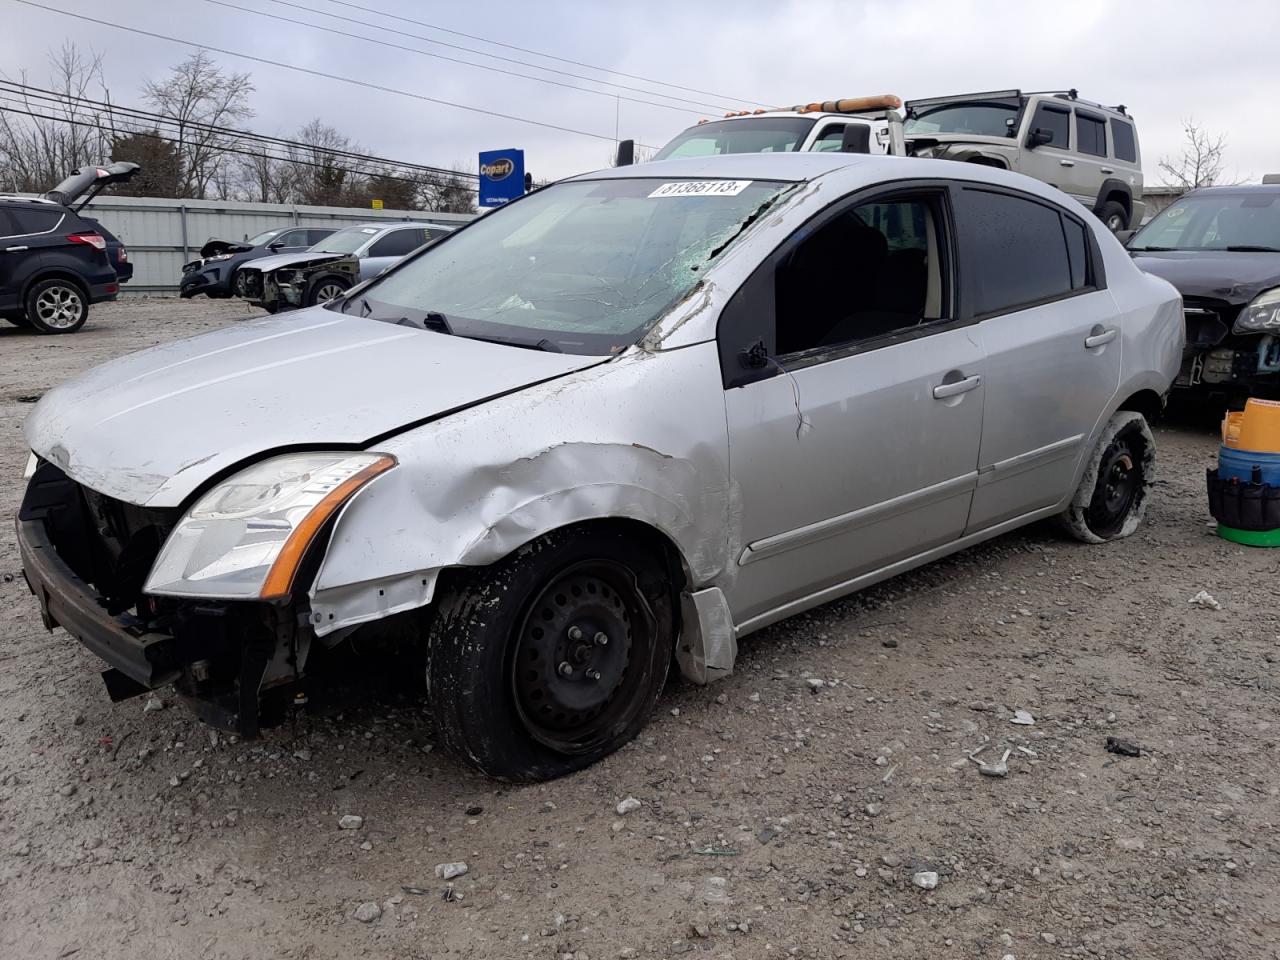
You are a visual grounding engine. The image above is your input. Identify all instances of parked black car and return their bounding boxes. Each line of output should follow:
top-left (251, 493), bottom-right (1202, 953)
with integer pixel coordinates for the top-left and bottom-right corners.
top-left (1128, 183), bottom-right (1280, 395)
top-left (44, 161), bottom-right (138, 286)
top-left (179, 226), bottom-right (337, 299)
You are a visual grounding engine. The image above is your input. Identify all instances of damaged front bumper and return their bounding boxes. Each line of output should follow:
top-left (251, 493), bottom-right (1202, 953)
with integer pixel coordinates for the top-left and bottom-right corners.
top-left (1174, 300), bottom-right (1280, 391)
top-left (17, 462), bottom-right (307, 737)
top-left (179, 259), bottom-right (232, 299)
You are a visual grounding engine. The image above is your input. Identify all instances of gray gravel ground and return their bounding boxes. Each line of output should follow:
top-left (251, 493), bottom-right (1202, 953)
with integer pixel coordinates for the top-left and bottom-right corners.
top-left (2, 298), bottom-right (1279, 959)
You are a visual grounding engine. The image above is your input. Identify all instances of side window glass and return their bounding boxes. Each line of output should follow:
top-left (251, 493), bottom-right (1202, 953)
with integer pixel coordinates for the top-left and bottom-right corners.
top-left (309, 229), bottom-right (334, 245)
top-left (1030, 105), bottom-right (1070, 148)
top-left (11, 207), bottom-right (63, 234)
top-left (1076, 114), bottom-right (1107, 157)
top-left (775, 195), bottom-right (946, 356)
top-left (810, 125), bottom-right (846, 152)
top-left (1110, 119), bottom-right (1137, 162)
top-left (1062, 216), bottom-right (1090, 289)
top-left (279, 229), bottom-right (309, 247)
top-left (369, 230), bottom-right (420, 258)
top-left (956, 188), bottom-right (1074, 316)
top-left (0, 209), bottom-right (18, 238)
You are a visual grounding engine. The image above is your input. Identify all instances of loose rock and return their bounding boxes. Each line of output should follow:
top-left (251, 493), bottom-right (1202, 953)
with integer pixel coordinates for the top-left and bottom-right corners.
top-left (338, 815), bottom-right (364, 830)
top-left (912, 871), bottom-right (939, 890)
top-left (435, 861), bottom-right (469, 880)
top-left (615, 796), bottom-right (642, 815)
top-left (354, 902), bottom-right (381, 923)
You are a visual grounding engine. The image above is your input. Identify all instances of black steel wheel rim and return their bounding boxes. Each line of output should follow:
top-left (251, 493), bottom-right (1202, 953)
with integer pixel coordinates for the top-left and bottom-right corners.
top-left (511, 559), bottom-right (653, 754)
top-left (1087, 440), bottom-right (1138, 536)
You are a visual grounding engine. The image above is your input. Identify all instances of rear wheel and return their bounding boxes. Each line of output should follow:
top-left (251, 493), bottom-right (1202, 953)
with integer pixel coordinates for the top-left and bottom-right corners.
top-left (1098, 200), bottom-right (1128, 233)
top-left (25, 278), bottom-right (88, 334)
top-left (1061, 411), bottom-right (1154, 542)
top-left (305, 276), bottom-right (349, 306)
top-left (426, 525), bottom-right (676, 781)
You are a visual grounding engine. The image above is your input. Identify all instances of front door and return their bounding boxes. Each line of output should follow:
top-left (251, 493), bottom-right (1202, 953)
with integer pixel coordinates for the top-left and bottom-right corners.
top-left (1016, 100), bottom-right (1076, 194)
top-left (950, 184), bottom-right (1122, 531)
top-left (720, 186), bottom-right (986, 624)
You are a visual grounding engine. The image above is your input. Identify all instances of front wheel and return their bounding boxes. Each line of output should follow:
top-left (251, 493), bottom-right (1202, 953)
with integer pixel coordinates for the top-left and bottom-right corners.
top-left (232, 268), bottom-right (249, 298)
top-left (1060, 411), bottom-right (1154, 543)
top-left (305, 275), bottom-right (349, 307)
top-left (25, 278), bottom-right (88, 334)
top-left (425, 525), bottom-right (676, 781)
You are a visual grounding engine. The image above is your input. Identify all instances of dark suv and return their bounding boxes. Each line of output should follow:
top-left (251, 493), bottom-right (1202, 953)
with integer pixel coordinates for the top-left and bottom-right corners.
top-left (1, 162), bottom-right (139, 334)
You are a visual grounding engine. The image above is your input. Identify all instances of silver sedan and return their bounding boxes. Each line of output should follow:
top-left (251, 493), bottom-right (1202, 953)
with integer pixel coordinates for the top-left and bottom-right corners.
top-left (18, 153), bottom-right (1183, 780)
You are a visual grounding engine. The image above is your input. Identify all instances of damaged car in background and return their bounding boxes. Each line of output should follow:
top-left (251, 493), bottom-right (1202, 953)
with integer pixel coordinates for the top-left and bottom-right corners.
top-left (238, 221), bottom-right (452, 312)
top-left (17, 153), bottom-right (1181, 781)
top-left (1127, 181), bottom-right (1280, 396)
top-left (179, 226), bottom-right (336, 299)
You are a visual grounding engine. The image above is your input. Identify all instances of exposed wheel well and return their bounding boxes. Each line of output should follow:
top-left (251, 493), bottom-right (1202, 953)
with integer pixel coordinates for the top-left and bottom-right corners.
top-left (1117, 389), bottom-right (1164, 423)
top-left (539, 518), bottom-right (690, 596)
top-left (1105, 190), bottom-right (1131, 213)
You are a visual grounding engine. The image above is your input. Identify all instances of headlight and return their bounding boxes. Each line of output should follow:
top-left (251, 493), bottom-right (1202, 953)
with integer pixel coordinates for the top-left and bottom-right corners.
top-left (204, 253), bottom-right (234, 262)
top-left (144, 452), bottom-right (395, 601)
top-left (1233, 287), bottom-right (1280, 334)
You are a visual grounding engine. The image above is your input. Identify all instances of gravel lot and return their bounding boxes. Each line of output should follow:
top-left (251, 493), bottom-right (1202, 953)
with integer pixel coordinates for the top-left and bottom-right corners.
top-left (2, 299), bottom-right (1278, 960)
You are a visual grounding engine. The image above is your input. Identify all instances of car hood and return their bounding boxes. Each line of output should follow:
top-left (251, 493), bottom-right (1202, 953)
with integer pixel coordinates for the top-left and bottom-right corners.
top-left (243, 251), bottom-right (350, 273)
top-left (198, 237), bottom-right (256, 258)
top-left (1129, 250), bottom-right (1280, 304)
top-left (24, 307), bottom-right (603, 507)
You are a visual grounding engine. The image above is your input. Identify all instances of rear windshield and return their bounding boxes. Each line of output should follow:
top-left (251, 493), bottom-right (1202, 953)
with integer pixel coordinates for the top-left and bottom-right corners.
top-left (654, 117), bottom-right (816, 161)
top-left (354, 177), bottom-right (793, 355)
top-left (1130, 193), bottom-right (1280, 252)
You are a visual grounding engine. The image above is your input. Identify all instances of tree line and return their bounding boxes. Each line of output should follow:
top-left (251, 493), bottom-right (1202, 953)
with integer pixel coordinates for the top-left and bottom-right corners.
top-left (0, 43), bottom-right (476, 213)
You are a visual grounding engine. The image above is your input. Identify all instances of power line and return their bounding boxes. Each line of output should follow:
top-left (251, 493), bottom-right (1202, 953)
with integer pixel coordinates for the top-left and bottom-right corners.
top-left (12, 1), bottom-right (660, 149)
top-left (313, 0), bottom-right (771, 109)
top-left (253, 0), bottom-right (737, 114)
top-left (0, 80), bottom-right (479, 181)
top-left (0, 99), bottom-right (474, 194)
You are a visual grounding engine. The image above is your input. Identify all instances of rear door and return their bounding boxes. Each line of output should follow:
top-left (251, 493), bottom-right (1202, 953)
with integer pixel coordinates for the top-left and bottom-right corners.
top-left (359, 226), bottom-right (432, 279)
top-left (951, 184), bottom-right (1120, 531)
top-left (1071, 110), bottom-right (1112, 207)
top-left (719, 183), bottom-right (986, 624)
top-left (0, 207), bottom-right (31, 310)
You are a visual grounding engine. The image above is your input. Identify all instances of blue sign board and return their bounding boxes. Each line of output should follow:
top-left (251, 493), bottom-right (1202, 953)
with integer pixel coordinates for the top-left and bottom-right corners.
top-left (478, 148), bottom-right (525, 207)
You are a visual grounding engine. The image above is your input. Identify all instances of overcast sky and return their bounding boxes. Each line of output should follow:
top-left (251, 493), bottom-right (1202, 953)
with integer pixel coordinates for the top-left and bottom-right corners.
top-left (3, 0), bottom-right (1278, 186)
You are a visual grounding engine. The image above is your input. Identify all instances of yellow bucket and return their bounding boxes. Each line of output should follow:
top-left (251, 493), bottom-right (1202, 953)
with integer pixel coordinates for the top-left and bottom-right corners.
top-left (1224, 398), bottom-right (1280, 452)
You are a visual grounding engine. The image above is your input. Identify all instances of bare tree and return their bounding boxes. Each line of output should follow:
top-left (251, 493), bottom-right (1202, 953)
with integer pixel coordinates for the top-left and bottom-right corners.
top-left (143, 51), bottom-right (254, 199)
top-left (0, 43), bottom-right (112, 192)
top-left (286, 119), bottom-right (362, 206)
top-left (416, 164), bottom-right (478, 213)
top-left (1158, 119), bottom-right (1228, 190)
top-left (237, 150), bottom-right (297, 204)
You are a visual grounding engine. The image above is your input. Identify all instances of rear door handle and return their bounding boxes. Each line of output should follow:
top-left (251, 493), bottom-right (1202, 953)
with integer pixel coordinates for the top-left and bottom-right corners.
top-left (1059, 159), bottom-right (1075, 167)
top-left (1084, 329), bottom-right (1118, 348)
top-left (1101, 167), bottom-right (1114, 174)
top-left (932, 374), bottom-right (982, 399)
top-left (4, 245), bottom-right (29, 252)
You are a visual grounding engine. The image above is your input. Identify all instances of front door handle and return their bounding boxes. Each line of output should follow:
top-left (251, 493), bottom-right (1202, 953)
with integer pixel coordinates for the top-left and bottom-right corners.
top-left (1101, 167), bottom-right (1114, 174)
top-left (1085, 328), bottom-right (1118, 348)
top-left (1059, 159), bottom-right (1075, 167)
top-left (4, 245), bottom-right (29, 252)
top-left (932, 374), bottom-right (982, 399)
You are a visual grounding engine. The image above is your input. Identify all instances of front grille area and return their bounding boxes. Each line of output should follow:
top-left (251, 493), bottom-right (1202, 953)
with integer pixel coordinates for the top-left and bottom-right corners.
top-left (1183, 297), bottom-right (1242, 349)
top-left (27, 463), bottom-right (177, 616)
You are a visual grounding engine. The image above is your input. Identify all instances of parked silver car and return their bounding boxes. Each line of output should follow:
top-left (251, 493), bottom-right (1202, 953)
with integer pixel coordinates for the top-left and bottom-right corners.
top-left (238, 221), bottom-right (453, 311)
top-left (17, 154), bottom-right (1182, 780)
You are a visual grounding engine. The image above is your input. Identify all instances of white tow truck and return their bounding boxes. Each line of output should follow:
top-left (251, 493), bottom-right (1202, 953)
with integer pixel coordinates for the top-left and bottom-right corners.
top-left (632, 95), bottom-right (908, 163)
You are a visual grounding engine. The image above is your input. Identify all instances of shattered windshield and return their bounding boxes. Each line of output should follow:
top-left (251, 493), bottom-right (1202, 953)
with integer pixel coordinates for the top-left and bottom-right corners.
top-left (356, 177), bottom-right (792, 355)
top-left (310, 227), bottom-right (378, 254)
top-left (654, 118), bottom-right (815, 160)
top-left (1129, 193), bottom-right (1280, 252)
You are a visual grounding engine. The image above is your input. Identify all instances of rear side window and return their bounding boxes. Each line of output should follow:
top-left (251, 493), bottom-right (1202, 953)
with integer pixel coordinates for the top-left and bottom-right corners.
top-left (1062, 216), bottom-right (1090, 289)
top-left (1110, 119), bottom-right (1137, 162)
top-left (955, 188), bottom-right (1075, 316)
top-left (1030, 104), bottom-right (1070, 148)
top-left (0, 208), bottom-right (19, 238)
top-left (10, 207), bottom-right (63, 234)
top-left (308, 229), bottom-right (335, 244)
top-left (1076, 113), bottom-right (1107, 157)
top-left (369, 228), bottom-right (427, 258)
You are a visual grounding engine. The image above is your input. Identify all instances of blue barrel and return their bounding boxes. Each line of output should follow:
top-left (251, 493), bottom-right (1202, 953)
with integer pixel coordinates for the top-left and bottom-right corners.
top-left (1218, 446), bottom-right (1280, 485)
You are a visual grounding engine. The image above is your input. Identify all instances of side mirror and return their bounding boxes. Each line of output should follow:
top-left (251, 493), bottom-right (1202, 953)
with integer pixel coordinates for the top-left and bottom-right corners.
top-left (615, 139), bottom-right (635, 167)
top-left (267, 241), bottom-right (284, 250)
top-left (839, 124), bottom-right (871, 154)
top-left (1026, 128), bottom-right (1053, 149)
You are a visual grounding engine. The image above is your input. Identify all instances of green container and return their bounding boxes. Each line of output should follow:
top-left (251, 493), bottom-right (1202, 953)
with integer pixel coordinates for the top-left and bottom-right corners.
top-left (1218, 524), bottom-right (1280, 547)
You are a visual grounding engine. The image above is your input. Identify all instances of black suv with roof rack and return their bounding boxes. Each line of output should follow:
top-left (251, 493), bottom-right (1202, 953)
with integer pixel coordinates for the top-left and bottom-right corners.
top-left (0, 162), bottom-right (138, 334)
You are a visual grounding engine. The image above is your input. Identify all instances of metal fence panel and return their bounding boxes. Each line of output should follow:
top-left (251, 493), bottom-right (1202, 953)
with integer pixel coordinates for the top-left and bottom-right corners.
top-left (65, 195), bottom-right (475, 295)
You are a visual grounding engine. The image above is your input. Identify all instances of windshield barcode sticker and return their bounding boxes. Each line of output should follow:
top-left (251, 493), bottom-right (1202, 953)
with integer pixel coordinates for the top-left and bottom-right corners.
top-left (649, 180), bottom-right (752, 198)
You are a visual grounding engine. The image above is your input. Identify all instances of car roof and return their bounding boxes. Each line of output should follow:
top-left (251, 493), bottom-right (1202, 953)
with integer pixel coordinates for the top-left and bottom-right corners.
top-left (0, 195), bottom-right (66, 207)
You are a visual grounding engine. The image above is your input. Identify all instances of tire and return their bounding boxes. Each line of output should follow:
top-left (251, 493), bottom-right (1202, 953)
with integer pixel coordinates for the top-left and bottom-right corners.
top-left (1060, 411), bottom-right (1154, 543)
top-left (305, 275), bottom-right (350, 307)
top-left (426, 525), bottom-right (676, 781)
top-left (1097, 200), bottom-right (1128, 233)
top-left (232, 268), bottom-right (249, 299)
top-left (25, 277), bottom-right (88, 334)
